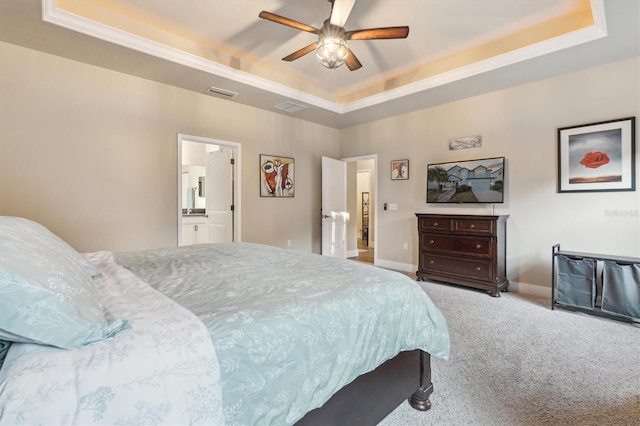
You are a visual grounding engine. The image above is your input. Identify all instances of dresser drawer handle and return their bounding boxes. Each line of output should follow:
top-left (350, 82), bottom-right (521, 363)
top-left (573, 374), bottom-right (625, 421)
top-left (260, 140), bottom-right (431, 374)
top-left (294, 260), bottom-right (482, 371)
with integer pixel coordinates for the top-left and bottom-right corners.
top-left (429, 260), bottom-right (435, 264)
top-left (475, 266), bottom-right (481, 271)
top-left (429, 240), bottom-right (435, 244)
top-left (475, 244), bottom-right (482, 249)
top-left (470, 223), bottom-right (476, 229)
top-left (433, 222), bottom-right (438, 227)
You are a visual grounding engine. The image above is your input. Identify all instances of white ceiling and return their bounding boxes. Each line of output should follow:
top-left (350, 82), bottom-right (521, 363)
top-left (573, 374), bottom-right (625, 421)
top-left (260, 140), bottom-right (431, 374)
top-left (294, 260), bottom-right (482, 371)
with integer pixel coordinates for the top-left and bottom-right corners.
top-left (1, 0), bottom-right (638, 128)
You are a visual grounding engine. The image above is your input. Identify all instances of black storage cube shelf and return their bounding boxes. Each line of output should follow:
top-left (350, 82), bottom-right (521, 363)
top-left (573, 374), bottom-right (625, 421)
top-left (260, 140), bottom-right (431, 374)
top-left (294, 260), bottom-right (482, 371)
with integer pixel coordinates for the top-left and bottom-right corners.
top-left (602, 261), bottom-right (640, 320)
top-left (556, 255), bottom-right (596, 309)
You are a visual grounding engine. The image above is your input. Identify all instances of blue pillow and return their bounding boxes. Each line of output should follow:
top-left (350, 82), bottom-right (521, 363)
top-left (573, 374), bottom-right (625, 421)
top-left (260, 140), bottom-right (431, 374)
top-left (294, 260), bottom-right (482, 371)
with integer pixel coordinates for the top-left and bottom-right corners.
top-left (0, 216), bottom-right (129, 349)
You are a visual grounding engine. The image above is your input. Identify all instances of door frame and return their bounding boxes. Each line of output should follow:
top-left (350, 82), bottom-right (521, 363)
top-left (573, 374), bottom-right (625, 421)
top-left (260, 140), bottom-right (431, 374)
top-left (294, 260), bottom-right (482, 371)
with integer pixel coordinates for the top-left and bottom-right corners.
top-left (177, 133), bottom-right (241, 245)
top-left (341, 154), bottom-right (377, 266)
top-left (356, 169), bottom-right (371, 244)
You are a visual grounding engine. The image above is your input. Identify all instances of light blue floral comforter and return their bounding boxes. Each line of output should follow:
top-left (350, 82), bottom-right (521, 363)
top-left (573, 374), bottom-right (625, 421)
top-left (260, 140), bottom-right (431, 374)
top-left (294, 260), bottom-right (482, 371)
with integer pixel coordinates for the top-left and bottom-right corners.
top-left (116, 242), bottom-right (450, 426)
top-left (0, 251), bottom-right (225, 426)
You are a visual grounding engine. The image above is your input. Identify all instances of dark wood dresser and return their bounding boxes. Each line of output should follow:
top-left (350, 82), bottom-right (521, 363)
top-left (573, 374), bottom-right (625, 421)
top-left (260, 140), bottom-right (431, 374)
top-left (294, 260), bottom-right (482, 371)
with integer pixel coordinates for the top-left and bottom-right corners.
top-left (416, 213), bottom-right (509, 296)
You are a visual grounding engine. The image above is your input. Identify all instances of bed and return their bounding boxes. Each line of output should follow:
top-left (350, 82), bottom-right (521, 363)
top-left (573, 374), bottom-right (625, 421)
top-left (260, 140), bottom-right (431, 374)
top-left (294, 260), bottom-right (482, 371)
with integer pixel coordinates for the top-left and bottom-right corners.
top-left (0, 216), bottom-right (450, 425)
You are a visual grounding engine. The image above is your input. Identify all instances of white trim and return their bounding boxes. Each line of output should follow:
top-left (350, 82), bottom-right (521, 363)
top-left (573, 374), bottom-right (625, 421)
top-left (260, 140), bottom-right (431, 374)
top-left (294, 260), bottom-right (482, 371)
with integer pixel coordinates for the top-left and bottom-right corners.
top-left (42, 0), bottom-right (608, 116)
top-left (415, 278), bottom-right (552, 298)
top-left (508, 281), bottom-right (552, 299)
top-left (346, 249), bottom-right (359, 259)
top-left (177, 133), bottom-right (241, 245)
top-left (376, 259), bottom-right (416, 274)
top-left (356, 168), bottom-right (371, 252)
top-left (590, 0), bottom-right (608, 34)
top-left (42, 0), bottom-right (340, 113)
top-left (342, 10), bottom-right (608, 113)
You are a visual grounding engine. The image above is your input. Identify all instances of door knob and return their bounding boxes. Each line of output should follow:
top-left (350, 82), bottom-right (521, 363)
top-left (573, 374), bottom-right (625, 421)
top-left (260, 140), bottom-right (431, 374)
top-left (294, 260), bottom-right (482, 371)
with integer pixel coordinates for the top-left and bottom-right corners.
top-left (322, 214), bottom-right (332, 219)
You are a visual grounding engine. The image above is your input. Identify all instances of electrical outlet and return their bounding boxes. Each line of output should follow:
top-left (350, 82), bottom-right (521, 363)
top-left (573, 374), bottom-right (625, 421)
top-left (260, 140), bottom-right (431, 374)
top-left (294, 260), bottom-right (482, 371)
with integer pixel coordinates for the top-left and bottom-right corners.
top-left (403, 242), bottom-right (408, 250)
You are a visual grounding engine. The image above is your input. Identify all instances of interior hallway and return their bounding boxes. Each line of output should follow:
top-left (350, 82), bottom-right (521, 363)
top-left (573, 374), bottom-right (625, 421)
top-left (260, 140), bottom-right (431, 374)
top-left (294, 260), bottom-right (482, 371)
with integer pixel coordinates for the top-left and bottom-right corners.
top-left (354, 238), bottom-right (374, 264)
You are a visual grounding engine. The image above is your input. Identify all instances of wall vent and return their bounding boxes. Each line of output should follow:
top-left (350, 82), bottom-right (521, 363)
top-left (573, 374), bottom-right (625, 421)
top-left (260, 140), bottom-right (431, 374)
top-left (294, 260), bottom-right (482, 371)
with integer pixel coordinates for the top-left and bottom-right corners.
top-left (274, 101), bottom-right (307, 113)
top-left (206, 86), bottom-right (239, 98)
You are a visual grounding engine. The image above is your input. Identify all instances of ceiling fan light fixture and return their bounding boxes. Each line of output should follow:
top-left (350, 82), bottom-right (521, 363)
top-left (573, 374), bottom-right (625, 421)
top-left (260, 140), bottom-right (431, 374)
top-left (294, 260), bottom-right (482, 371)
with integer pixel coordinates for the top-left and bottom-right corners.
top-left (259, 1), bottom-right (408, 72)
top-left (315, 37), bottom-right (349, 69)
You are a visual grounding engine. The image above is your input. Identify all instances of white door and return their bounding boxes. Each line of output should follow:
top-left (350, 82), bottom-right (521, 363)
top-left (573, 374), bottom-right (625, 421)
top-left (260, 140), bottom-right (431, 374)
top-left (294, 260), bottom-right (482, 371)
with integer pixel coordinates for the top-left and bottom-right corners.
top-left (206, 148), bottom-right (233, 243)
top-left (322, 156), bottom-right (348, 258)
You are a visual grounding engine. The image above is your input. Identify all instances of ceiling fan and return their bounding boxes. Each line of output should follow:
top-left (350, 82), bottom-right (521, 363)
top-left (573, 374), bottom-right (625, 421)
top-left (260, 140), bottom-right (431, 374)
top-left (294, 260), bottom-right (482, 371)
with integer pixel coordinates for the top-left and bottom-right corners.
top-left (258, 0), bottom-right (409, 71)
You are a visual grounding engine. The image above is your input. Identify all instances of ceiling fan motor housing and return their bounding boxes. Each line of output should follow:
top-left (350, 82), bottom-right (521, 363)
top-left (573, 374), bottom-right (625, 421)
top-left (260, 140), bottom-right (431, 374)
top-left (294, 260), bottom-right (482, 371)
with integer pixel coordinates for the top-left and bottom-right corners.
top-left (316, 22), bottom-right (349, 68)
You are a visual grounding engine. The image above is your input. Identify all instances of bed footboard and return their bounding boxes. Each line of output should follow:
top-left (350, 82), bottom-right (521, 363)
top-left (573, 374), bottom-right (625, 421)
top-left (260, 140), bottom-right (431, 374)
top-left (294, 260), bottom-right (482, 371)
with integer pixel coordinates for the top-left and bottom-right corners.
top-left (296, 349), bottom-right (433, 425)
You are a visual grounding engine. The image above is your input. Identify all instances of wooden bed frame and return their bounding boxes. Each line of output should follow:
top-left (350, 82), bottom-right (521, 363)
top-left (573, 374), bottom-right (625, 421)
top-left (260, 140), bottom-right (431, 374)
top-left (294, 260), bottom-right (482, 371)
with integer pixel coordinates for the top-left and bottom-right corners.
top-left (296, 350), bottom-right (433, 425)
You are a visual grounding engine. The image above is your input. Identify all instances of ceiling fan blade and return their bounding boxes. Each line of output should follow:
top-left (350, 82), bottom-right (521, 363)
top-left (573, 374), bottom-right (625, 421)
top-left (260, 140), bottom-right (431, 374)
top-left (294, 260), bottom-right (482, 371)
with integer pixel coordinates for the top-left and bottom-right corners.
top-left (346, 26), bottom-right (409, 40)
top-left (282, 42), bottom-right (319, 62)
top-left (258, 11), bottom-right (319, 34)
top-left (345, 49), bottom-right (362, 71)
top-left (329, 0), bottom-right (356, 28)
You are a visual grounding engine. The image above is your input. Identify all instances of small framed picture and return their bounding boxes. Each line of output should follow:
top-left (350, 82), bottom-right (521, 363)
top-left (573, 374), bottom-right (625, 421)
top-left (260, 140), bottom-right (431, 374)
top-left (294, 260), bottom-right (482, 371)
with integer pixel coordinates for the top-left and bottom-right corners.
top-left (260, 154), bottom-right (294, 197)
top-left (391, 159), bottom-right (409, 180)
top-left (557, 117), bottom-right (635, 193)
top-left (449, 135), bottom-right (482, 150)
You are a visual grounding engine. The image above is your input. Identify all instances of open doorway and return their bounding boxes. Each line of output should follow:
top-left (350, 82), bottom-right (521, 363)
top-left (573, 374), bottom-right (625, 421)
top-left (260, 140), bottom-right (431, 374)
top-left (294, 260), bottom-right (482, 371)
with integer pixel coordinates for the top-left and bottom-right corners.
top-left (343, 155), bottom-right (377, 265)
top-left (177, 134), bottom-right (241, 246)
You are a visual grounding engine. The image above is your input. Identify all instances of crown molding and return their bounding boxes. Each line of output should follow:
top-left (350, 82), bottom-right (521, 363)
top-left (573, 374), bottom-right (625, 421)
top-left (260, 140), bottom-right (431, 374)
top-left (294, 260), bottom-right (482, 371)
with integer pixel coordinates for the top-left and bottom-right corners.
top-left (42, 0), bottom-right (607, 116)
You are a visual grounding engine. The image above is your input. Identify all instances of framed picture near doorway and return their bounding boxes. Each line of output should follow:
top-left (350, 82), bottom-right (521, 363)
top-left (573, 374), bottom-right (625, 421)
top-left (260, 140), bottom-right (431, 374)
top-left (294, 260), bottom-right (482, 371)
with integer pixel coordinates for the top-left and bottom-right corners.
top-left (260, 154), bottom-right (295, 197)
top-left (391, 159), bottom-right (409, 180)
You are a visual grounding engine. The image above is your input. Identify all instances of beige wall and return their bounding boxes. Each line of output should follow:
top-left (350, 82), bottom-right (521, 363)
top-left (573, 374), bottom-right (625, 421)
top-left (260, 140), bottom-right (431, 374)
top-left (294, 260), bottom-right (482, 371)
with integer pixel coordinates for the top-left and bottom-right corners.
top-left (1, 39), bottom-right (638, 293)
top-left (340, 56), bottom-right (640, 292)
top-left (0, 41), bottom-right (340, 253)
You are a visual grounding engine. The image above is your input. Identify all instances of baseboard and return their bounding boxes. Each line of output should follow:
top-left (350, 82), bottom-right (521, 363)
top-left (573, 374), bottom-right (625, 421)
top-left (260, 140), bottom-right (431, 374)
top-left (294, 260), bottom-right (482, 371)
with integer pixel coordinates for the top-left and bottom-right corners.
top-left (373, 258), bottom-right (553, 299)
top-left (375, 259), bottom-right (416, 273)
top-left (347, 249), bottom-right (359, 258)
top-left (508, 281), bottom-right (551, 298)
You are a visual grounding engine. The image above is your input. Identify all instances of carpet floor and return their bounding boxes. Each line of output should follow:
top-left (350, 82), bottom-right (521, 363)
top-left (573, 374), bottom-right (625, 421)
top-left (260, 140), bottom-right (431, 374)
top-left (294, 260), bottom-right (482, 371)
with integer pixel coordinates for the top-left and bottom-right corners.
top-left (378, 281), bottom-right (640, 426)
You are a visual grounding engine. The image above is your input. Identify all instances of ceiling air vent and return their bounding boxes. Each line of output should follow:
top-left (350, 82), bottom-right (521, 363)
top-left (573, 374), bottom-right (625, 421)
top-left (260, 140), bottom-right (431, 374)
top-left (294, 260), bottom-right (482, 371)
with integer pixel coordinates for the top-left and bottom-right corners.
top-left (206, 86), bottom-right (239, 99)
top-left (274, 101), bottom-right (307, 113)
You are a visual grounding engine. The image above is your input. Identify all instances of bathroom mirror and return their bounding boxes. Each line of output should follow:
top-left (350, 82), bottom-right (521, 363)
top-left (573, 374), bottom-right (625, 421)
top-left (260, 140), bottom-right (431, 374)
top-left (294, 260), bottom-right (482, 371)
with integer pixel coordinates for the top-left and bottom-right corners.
top-left (181, 165), bottom-right (205, 211)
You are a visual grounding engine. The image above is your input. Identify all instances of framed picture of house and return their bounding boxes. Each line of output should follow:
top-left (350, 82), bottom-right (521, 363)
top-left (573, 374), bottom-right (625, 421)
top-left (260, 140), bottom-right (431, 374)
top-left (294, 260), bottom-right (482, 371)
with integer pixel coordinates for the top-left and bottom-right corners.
top-left (426, 157), bottom-right (505, 204)
top-left (260, 154), bottom-right (294, 197)
top-left (391, 159), bottom-right (409, 180)
top-left (558, 117), bottom-right (636, 193)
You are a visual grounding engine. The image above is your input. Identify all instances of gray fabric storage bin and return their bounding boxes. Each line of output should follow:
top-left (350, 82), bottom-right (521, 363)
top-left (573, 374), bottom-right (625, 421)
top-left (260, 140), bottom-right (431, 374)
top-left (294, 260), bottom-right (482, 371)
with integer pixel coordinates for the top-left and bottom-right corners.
top-left (556, 255), bottom-right (596, 309)
top-left (602, 261), bottom-right (640, 320)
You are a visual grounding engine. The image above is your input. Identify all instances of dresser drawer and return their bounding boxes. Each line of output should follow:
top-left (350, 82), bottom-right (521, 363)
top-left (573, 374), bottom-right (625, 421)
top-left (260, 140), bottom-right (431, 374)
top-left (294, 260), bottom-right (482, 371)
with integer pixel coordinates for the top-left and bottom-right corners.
top-left (453, 218), bottom-right (493, 235)
top-left (421, 233), bottom-right (492, 257)
top-left (420, 253), bottom-right (492, 281)
top-left (418, 216), bottom-right (452, 232)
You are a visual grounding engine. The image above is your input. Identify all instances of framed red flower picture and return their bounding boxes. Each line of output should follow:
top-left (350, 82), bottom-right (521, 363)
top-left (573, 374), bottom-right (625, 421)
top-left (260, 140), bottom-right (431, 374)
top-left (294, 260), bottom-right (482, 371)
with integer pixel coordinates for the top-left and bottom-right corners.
top-left (558, 117), bottom-right (636, 193)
